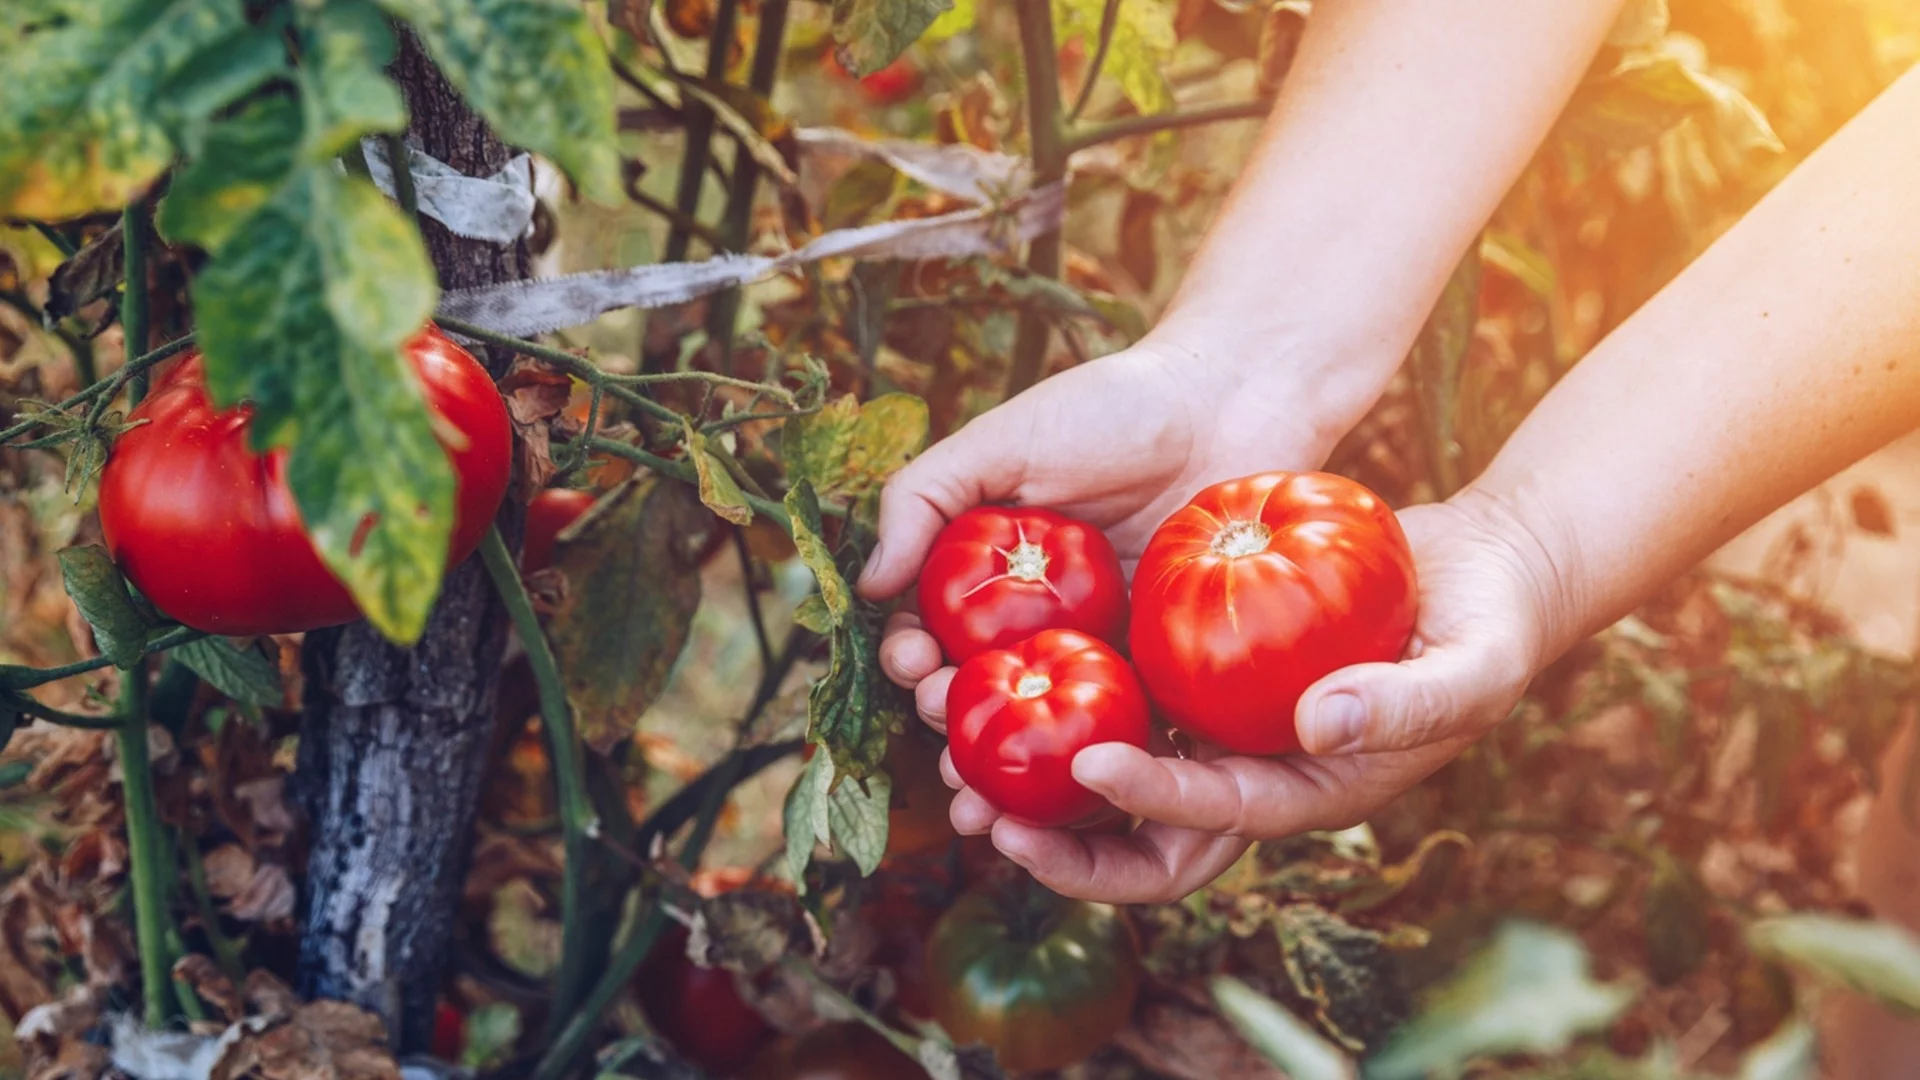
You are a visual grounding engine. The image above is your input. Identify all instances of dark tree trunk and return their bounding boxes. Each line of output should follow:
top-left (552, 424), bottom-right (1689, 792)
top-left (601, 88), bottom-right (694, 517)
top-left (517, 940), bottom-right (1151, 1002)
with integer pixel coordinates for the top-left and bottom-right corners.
top-left (293, 30), bottom-right (531, 1053)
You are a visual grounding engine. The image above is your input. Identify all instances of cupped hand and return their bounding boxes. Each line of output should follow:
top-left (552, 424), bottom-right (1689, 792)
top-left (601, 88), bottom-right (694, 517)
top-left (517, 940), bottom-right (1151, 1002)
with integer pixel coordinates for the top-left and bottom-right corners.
top-left (901, 489), bottom-right (1568, 904)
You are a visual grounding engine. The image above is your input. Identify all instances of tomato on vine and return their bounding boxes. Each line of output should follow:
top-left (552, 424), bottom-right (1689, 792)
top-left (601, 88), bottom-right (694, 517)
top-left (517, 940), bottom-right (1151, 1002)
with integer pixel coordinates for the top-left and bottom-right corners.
top-left (635, 922), bottom-right (776, 1075)
top-left (917, 507), bottom-right (1128, 664)
top-left (1129, 471), bottom-right (1418, 756)
top-left (945, 629), bottom-right (1150, 828)
top-left (520, 487), bottom-right (597, 574)
top-left (926, 874), bottom-right (1141, 1073)
top-left (98, 324), bottom-right (511, 635)
top-left (824, 52), bottom-right (921, 105)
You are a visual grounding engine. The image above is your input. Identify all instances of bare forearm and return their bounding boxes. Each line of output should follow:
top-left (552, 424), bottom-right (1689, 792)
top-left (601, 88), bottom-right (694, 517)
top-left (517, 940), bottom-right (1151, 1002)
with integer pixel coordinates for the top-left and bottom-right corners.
top-left (1154, 0), bottom-right (1625, 441)
top-left (1471, 67), bottom-right (1920, 659)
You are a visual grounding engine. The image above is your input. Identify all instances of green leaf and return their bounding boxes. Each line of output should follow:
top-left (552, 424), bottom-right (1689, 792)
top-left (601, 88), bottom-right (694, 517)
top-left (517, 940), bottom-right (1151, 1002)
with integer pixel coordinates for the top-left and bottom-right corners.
top-left (1480, 229), bottom-right (1555, 299)
top-left (191, 164), bottom-right (448, 643)
top-left (1738, 1020), bottom-right (1816, 1080)
top-left (1275, 904), bottom-right (1411, 1051)
top-left (782, 749), bottom-right (834, 889)
top-left (781, 393), bottom-right (928, 504)
top-left (682, 424), bottom-right (754, 526)
top-left (1556, 51), bottom-right (1782, 171)
top-left (371, 0), bottom-right (620, 200)
top-left (57, 546), bottom-right (154, 670)
top-left (1211, 976), bottom-right (1355, 1080)
top-left (831, 0), bottom-right (951, 76)
top-left (793, 593), bottom-right (836, 635)
top-left (1052, 0), bottom-right (1175, 117)
top-left (826, 771), bottom-right (890, 876)
top-left (150, 26), bottom-right (288, 152)
top-left (545, 477), bottom-right (714, 754)
top-left (785, 482), bottom-right (851, 629)
top-left (0, 0), bottom-right (250, 218)
top-left (1365, 921), bottom-right (1634, 1080)
top-left (158, 96), bottom-right (304, 254)
top-left (171, 637), bottom-right (284, 706)
top-left (461, 1003), bottom-right (523, 1071)
top-left (295, 0), bottom-right (408, 159)
top-left (1747, 913), bottom-right (1920, 1015)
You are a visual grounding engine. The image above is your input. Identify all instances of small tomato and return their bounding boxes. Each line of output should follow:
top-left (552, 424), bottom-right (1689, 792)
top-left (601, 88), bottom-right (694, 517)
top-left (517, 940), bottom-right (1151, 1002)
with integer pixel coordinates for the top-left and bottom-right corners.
top-left (520, 487), bottom-right (597, 574)
top-left (917, 507), bottom-right (1128, 664)
top-left (634, 923), bottom-right (775, 1076)
top-left (1129, 471), bottom-right (1417, 755)
top-left (945, 629), bottom-right (1150, 828)
top-left (926, 875), bottom-right (1141, 1073)
top-left (431, 1000), bottom-right (464, 1062)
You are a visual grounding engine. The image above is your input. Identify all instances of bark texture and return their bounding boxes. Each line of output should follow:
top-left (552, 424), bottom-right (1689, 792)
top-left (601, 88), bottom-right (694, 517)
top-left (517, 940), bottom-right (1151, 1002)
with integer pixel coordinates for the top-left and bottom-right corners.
top-left (293, 29), bottom-right (530, 1052)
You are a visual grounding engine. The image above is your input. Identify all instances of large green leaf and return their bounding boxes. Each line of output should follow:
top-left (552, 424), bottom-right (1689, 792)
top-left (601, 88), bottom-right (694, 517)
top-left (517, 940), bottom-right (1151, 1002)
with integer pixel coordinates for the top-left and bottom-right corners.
top-left (1052, 0), bottom-right (1175, 117)
top-left (1211, 977), bottom-right (1355, 1080)
top-left (189, 162), bottom-right (448, 643)
top-left (57, 546), bottom-right (155, 670)
top-left (172, 636), bottom-right (285, 707)
top-left (0, 0), bottom-right (251, 218)
top-left (158, 96), bottom-right (303, 255)
top-left (832, 0), bottom-right (951, 76)
top-left (781, 393), bottom-right (928, 503)
top-left (825, 770), bottom-right (890, 876)
top-left (1365, 922), bottom-right (1633, 1080)
top-left (295, 0), bottom-right (408, 159)
top-left (1747, 913), bottom-right (1920, 1015)
top-left (372, 0), bottom-right (619, 199)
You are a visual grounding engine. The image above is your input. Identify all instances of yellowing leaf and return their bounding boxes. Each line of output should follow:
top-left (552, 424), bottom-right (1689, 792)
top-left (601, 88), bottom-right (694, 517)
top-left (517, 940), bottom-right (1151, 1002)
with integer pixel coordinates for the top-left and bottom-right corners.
top-left (1052, 0), bottom-right (1175, 117)
top-left (682, 423), bottom-right (754, 526)
top-left (781, 392), bottom-right (928, 503)
top-left (832, 0), bottom-right (951, 75)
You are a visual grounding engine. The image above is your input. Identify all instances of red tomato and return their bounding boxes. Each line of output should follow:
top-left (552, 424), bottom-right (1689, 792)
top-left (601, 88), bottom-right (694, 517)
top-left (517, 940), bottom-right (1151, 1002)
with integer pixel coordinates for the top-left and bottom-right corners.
top-left (825, 52), bottom-right (922, 105)
top-left (1129, 471), bottom-right (1417, 756)
top-left (431, 1000), bottom-right (465, 1061)
top-left (635, 923), bottom-right (776, 1076)
top-left (98, 324), bottom-right (511, 635)
top-left (945, 629), bottom-right (1151, 828)
top-left (916, 507), bottom-right (1128, 664)
top-left (520, 488), bottom-right (597, 574)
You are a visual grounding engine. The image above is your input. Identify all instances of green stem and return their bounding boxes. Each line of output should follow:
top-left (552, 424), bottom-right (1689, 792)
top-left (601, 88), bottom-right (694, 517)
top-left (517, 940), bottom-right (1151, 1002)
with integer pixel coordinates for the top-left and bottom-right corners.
top-left (385, 133), bottom-right (420, 221)
top-left (1065, 0), bottom-right (1122, 122)
top-left (30, 221), bottom-right (77, 257)
top-left (182, 837), bottom-right (247, 982)
top-left (663, 0), bottom-right (741, 263)
top-left (1062, 99), bottom-right (1273, 153)
top-left (705, 0), bottom-right (792, 371)
top-left (0, 625), bottom-right (206, 690)
top-left (478, 529), bottom-right (599, 1031)
top-left (116, 663), bottom-right (174, 1025)
top-left (580, 436), bottom-right (800, 526)
top-left (4, 695), bottom-right (122, 729)
top-left (1006, 0), bottom-right (1070, 397)
top-left (735, 529), bottom-right (775, 674)
top-left (164, 927), bottom-right (211, 1023)
top-left (122, 201), bottom-right (150, 405)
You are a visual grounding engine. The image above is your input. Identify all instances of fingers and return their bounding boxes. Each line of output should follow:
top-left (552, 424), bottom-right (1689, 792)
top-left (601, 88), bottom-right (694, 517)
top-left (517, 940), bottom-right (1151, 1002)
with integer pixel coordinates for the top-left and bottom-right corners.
top-left (1069, 742), bottom-right (1383, 837)
top-left (990, 819), bottom-right (1253, 904)
top-left (855, 423), bottom-right (1023, 601)
top-left (913, 668), bottom-right (955, 733)
top-left (879, 612), bottom-right (943, 688)
top-left (949, 785), bottom-right (1001, 835)
top-left (1295, 642), bottom-right (1529, 756)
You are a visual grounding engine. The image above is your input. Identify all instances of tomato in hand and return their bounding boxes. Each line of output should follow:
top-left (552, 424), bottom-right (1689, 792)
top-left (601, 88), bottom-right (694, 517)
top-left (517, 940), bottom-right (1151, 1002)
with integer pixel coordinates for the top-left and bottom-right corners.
top-left (747, 1022), bottom-right (929, 1080)
top-left (926, 874), bottom-right (1141, 1073)
top-left (98, 324), bottom-right (511, 635)
top-left (1129, 471), bottom-right (1417, 756)
top-left (917, 507), bottom-right (1128, 664)
top-left (520, 487), bottom-right (597, 574)
top-left (635, 923), bottom-right (776, 1076)
top-left (945, 629), bottom-right (1150, 828)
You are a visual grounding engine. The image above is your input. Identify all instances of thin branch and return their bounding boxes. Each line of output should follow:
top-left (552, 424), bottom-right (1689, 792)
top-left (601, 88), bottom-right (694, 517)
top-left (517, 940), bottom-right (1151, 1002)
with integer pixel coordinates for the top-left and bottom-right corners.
top-left (0, 334), bottom-right (196, 448)
top-left (580, 436), bottom-right (806, 527)
top-left (122, 201), bottom-right (150, 404)
top-left (0, 624), bottom-right (207, 689)
top-left (1065, 0), bottom-right (1124, 123)
top-left (1007, 0), bottom-right (1071, 397)
top-left (735, 528), bottom-right (776, 697)
top-left (663, 0), bottom-right (742, 262)
top-left (1064, 98), bottom-right (1274, 153)
top-left (385, 133), bottom-right (421, 222)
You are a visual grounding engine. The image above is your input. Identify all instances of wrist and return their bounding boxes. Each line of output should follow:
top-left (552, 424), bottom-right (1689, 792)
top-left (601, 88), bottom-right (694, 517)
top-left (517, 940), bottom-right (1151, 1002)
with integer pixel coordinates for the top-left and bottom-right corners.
top-left (1446, 481), bottom-right (1590, 671)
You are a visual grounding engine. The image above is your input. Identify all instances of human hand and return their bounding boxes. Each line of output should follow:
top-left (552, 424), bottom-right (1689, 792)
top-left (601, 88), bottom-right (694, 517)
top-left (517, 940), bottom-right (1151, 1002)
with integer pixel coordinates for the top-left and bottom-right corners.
top-left (926, 489), bottom-right (1566, 903)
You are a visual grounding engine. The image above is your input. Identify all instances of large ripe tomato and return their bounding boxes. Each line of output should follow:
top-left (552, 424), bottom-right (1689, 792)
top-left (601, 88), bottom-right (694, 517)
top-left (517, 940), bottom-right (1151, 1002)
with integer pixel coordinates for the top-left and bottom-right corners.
top-left (926, 875), bottom-right (1141, 1073)
top-left (917, 507), bottom-right (1127, 664)
top-left (746, 1022), bottom-right (928, 1080)
top-left (635, 922), bottom-right (776, 1076)
top-left (98, 324), bottom-right (511, 635)
top-left (945, 629), bottom-right (1150, 828)
top-left (520, 487), bottom-right (597, 574)
top-left (1129, 471), bottom-right (1417, 756)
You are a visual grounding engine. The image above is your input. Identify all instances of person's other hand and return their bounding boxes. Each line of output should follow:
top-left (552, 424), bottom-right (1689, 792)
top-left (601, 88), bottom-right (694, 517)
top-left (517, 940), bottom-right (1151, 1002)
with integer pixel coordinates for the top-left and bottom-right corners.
top-left (929, 490), bottom-right (1568, 903)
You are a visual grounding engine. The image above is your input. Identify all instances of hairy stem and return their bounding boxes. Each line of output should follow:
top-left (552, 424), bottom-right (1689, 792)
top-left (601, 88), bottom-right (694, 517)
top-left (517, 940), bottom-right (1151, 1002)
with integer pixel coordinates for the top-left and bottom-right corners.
top-left (117, 664), bottom-right (175, 1025)
top-left (1007, 0), bottom-right (1070, 397)
top-left (0, 625), bottom-right (205, 689)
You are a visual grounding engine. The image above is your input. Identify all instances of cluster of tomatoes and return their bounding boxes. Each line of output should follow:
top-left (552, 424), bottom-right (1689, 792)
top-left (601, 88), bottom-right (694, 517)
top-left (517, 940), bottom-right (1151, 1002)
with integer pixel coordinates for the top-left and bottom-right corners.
top-left (920, 471), bottom-right (1421, 829)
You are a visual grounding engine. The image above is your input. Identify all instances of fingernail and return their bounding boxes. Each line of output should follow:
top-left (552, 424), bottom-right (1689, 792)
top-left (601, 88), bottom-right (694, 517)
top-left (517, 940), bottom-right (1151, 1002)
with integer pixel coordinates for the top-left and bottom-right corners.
top-left (857, 540), bottom-right (887, 586)
top-left (1071, 744), bottom-right (1126, 795)
top-left (1308, 692), bottom-right (1365, 753)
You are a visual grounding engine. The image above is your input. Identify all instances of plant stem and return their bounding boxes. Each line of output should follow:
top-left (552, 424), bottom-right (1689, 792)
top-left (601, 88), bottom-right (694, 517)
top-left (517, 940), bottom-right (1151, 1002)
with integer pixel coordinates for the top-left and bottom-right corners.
top-left (705, 0), bottom-right (792, 370)
top-left (116, 662), bottom-right (174, 1026)
top-left (664, 0), bottom-right (741, 262)
top-left (182, 837), bottom-right (247, 982)
top-left (735, 528), bottom-right (775, 673)
top-left (0, 625), bottom-right (207, 690)
top-left (1065, 0), bottom-right (1123, 122)
top-left (580, 436), bottom-right (802, 527)
top-left (1007, 0), bottom-right (1070, 397)
top-left (29, 221), bottom-right (77, 257)
top-left (121, 201), bottom-right (150, 405)
top-left (1063, 99), bottom-right (1273, 153)
top-left (385, 133), bottom-right (420, 221)
top-left (477, 528), bottom-right (600, 1030)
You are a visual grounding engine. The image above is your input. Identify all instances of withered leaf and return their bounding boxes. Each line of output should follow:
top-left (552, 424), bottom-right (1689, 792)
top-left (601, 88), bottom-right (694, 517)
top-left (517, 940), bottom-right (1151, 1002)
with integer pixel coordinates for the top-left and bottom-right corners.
top-left (545, 477), bottom-right (714, 754)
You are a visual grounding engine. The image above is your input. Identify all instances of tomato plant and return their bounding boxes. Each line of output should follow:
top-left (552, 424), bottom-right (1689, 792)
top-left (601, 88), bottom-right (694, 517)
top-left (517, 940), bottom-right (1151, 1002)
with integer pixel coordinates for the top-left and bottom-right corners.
top-left (634, 923), bottom-right (776, 1077)
top-left (521, 487), bottom-right (598, 574)
top-left (945, 629), bottom-right (1150, 828)
top-left (926, 874), bottom-right (1141, 1073)
top-left (917, 507), bottom-right (1129, 664)
top-left (97, 324), bottom-right (512, 635)
top-left (746, 1022), bottom-right (927, 1080)
top-left (1129, 471), bottom-right (1418, 756)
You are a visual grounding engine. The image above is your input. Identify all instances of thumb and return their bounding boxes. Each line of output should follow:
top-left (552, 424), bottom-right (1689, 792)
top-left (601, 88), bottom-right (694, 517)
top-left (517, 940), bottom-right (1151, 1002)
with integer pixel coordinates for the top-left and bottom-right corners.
top-left (855, 424), bottom-right (1022, 601)
top-left (1294, 642), bottom-right (1527, 756)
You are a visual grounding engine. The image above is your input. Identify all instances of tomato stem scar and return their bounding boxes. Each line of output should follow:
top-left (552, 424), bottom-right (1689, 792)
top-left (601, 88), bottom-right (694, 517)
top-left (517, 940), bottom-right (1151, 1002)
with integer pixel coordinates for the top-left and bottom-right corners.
top-left (1210, 519), bottom-right (1272, 559)
top-left (1015, 673), bottom-right (1053, 699)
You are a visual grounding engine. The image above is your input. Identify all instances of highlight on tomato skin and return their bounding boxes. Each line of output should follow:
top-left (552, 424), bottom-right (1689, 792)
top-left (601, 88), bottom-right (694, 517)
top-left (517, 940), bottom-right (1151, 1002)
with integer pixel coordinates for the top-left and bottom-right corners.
top-left (916, 506), bottom-right (1130, 665)
top-left (944, 628), bottom-right (1151, 828)
top-left (1128, 470), bottom-right (1418, 756)
top-left (520, 487), bottom-right (598, 575)
top-left (96, 322), bottom-right (513, 636)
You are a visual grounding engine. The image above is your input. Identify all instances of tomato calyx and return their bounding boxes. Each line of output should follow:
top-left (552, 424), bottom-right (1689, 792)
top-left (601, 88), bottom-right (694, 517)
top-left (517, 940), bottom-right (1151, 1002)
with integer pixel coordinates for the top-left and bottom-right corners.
top-left (1210, 518), bottom-right (1273, 559)
top-left (1013, 672), bottom-right (1052, 699)
top-left (1000, 532), bottom-right (1053, 585)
